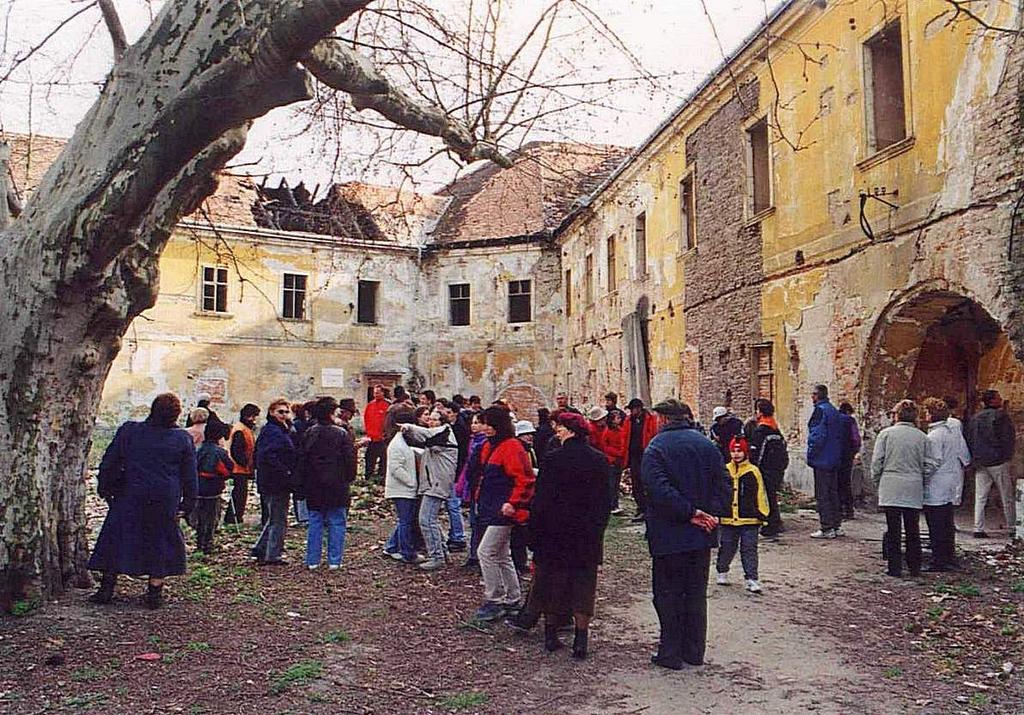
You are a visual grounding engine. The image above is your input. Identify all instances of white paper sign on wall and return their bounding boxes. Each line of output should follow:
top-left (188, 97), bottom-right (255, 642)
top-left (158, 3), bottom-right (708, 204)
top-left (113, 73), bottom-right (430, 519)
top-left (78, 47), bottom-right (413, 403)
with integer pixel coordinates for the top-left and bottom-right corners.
top-left (321, 368), bottom-right (345, 388)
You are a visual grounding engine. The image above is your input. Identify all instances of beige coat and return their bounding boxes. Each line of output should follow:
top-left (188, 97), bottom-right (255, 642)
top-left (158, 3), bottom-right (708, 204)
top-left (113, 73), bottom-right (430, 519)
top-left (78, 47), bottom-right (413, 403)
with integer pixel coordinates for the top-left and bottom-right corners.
top-left (871, 422), bottom-right (938, 509)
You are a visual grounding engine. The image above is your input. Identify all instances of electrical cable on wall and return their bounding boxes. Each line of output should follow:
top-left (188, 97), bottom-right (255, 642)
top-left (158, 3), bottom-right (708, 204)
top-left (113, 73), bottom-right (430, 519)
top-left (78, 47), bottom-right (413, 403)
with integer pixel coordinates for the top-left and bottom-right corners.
top-left (859, 188), bottom-right (900, 241)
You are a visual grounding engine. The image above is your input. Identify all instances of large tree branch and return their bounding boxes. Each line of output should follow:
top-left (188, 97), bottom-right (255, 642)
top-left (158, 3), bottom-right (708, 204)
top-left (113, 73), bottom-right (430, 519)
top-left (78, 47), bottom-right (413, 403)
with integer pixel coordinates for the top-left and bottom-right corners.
top-left (303, 38), bottom-right (512, 167)
top-left (97, 0), bottom-right (128, 60)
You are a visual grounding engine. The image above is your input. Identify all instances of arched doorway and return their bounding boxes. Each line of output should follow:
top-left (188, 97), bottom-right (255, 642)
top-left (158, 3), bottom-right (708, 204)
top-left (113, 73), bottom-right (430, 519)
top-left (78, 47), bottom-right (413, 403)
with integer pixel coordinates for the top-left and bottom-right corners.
top-left (861, 284), bottom-right (1024, 522)
top-left (861, 286), bottom-right (1016, 430)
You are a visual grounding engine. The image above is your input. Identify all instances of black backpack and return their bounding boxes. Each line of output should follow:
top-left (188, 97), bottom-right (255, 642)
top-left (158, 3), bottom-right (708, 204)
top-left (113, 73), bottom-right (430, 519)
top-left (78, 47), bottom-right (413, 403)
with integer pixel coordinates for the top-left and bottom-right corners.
top-left (757, 431), bottom-right (789, 474)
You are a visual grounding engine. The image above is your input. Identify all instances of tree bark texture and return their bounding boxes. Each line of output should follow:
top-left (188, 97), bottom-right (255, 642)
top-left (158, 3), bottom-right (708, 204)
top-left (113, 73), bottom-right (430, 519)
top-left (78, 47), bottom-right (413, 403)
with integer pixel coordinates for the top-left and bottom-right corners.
top-left (0, 0), bottom-right (375, 608)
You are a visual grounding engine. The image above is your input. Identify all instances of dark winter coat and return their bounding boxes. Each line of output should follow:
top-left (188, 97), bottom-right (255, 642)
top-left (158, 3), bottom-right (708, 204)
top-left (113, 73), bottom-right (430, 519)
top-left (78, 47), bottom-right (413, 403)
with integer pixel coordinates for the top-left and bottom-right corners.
top-left (295, 422), bottom-right (356, 511)
top-left (710, 415), bottom-right (744, 462)
top-left (87, 420), bottom-right (198, 578)
top-left (806, 399), bottom-right (843, 471)
top-left (966, 407), bottom-right (1015, 467)
top-left (534, 421), bottom-right (555, 465)
top-left (255, 420), bottom-right (297, 495)
top-left (530, 438), bottom-right (610, 568)
top-left (641, 422), bottom-right (731, 557)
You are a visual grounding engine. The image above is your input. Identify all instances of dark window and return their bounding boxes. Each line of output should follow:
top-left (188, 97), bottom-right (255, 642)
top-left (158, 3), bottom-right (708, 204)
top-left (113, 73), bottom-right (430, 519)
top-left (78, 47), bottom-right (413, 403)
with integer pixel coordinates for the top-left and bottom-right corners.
top-left (357, 280), bottom-right (379, 324)
top-left (680, 174), bottom-right (696, 250)
top-left (449, 283), bottom-right (471, 326)
top-left (864, 21), bottom-right (907, 152)
top-left (634, 213), bottom-right (647, 278)
top-left (282, 273), bottom-right (307, 320)
top-left (202, 266), bottom-right (228, 313)
top-left (747, 119), bottom-right (771, 214)
top-left (584, 253), bottom-right (594, 305)
top-left (606, 236), bottom-right (616, 288)
top-left (508, 280), bottom-right (532, 323)
top-left (564, 269), bottom-right (572, 317)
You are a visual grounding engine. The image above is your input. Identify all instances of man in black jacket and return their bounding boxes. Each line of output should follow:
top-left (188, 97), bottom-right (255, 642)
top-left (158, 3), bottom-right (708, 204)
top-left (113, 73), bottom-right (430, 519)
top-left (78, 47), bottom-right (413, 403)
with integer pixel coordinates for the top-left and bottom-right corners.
top-left (967, 390), bottom-right (1017, 538)
top-left (748, 399), bottom-right (788, 537)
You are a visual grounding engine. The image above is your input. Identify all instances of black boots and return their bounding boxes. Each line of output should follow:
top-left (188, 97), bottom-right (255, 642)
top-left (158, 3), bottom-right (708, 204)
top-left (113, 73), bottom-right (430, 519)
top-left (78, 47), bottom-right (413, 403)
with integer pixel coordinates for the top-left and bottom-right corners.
top-left (89, 572), bottom-right (117, 604)
top-left (144, 582), bottom-right (164, 610)
top-left (572, 628), bottom-right (589, 660)
top-left (544, 622), bottom-right (563, 652)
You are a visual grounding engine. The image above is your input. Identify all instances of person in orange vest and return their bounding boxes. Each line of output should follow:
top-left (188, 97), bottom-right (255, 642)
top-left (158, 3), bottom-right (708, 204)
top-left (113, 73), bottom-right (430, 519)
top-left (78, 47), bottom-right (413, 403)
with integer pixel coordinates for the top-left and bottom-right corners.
top-left (623, 398), bottom-right (659, 523)
top-left (363, 384), bottom-right (391, 481)
top-left (224, 403), bottom-right (260, 527)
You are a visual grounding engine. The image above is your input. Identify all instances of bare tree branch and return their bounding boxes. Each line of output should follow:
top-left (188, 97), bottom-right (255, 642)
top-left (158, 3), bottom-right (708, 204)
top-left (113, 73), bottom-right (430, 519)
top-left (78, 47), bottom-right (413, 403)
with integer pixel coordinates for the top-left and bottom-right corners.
top-left (303, 38), bottom-right (512, 167)
top-left (97, 0), bottom-right (128, 60)
top-left (944, 0), bottom-right (1022, 34)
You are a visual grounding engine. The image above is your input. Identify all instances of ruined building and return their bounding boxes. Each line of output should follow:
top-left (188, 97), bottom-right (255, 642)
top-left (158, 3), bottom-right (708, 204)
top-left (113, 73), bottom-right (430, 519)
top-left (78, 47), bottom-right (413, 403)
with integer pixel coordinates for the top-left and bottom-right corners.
top-left (5, 0), bottom-right (1024, 493)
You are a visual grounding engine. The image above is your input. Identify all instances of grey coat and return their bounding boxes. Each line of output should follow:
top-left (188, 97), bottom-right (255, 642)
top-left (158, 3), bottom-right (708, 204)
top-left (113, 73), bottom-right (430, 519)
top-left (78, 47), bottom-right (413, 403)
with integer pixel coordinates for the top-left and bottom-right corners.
top-left (404, 424), bottom-right (459, 500)
top-left (871, 422), bottom-right (938, 509)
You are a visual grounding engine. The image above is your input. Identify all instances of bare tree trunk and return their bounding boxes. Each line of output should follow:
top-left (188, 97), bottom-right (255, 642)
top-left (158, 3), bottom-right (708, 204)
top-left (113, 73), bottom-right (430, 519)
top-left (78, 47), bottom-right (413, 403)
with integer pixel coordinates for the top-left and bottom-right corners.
top-left (0, 0), bottom-right (373, 608)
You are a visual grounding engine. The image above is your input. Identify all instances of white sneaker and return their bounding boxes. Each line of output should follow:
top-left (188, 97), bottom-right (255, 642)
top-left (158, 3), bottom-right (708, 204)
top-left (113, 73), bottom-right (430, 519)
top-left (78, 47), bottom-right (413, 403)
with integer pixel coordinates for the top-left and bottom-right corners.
top-left (328, 564), bottom-right (340, 571)
top-left (716, 572), bottom-right (729, 586)
top-left (810, 529), bottom-right (837, 539)
top-left (307, 564), bottom-right (319, 571)
top-left (746, 579), bottom-right (763, 593)
top-left (833, 527), bottom-right (845, 537)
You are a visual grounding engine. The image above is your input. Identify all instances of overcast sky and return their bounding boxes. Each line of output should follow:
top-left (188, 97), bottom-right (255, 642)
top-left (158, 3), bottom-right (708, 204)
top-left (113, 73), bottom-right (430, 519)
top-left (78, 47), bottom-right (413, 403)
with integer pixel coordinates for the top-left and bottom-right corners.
top-left (0, 0), bottom-right (784, 190)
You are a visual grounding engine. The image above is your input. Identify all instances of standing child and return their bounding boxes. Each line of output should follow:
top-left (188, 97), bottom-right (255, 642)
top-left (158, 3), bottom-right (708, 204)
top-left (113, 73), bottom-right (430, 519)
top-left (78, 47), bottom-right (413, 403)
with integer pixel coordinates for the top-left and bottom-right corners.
top-left (716, 436), bottom-right (769, 593)
top-left (193, 421), bottom-right (234, 554)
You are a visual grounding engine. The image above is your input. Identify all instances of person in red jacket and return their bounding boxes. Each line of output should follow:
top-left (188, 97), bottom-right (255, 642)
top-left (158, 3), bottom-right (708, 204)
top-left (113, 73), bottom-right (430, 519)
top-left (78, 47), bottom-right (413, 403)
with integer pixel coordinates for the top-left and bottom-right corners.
top-left (623, 398), bottom-right (660, 522)
top-left (601, 409), bottom-right (628, 515)
top-left (363, 384), bottom-right (391, 482)
top-left (472, 406), bottom-right (536, 623)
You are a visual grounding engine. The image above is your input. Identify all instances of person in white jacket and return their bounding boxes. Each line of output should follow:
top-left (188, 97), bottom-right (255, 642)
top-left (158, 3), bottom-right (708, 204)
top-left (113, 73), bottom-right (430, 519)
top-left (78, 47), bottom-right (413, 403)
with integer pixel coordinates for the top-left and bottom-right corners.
top-left (402, 413), bottom-right (459, 570)
top-left (383, 406), bottom-right (421, 563)
top-left (923, 397), bottom-right (972, 572)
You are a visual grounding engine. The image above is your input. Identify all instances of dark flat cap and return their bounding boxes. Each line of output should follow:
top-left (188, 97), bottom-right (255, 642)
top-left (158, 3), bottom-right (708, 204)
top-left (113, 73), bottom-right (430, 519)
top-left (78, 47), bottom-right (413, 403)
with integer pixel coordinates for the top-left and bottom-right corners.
top-left (652, 398), bottom-right (692, 420)
top-left (626, 398), bottom-right (645, 409)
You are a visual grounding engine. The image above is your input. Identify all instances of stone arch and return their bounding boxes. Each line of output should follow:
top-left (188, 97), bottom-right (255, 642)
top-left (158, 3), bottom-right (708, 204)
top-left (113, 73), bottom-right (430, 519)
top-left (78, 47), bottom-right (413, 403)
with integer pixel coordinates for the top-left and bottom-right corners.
top-left (860, 280), bottom-right (1015, 434)
top-left (495, 383), bottom-right (549, 422)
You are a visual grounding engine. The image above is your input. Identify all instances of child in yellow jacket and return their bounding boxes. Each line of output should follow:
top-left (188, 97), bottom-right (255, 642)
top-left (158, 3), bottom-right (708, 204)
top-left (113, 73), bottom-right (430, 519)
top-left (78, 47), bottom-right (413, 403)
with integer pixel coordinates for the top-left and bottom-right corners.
top-left (716, 436), bottom-right (769, 593)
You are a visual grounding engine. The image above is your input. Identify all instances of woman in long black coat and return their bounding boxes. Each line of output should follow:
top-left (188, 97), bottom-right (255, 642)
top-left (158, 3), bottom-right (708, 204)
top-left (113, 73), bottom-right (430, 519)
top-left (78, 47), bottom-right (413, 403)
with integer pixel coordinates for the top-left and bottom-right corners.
top-left (88, 393), bottom-right (198, 608)
top-left (529, 411), bottom-right (610, 659)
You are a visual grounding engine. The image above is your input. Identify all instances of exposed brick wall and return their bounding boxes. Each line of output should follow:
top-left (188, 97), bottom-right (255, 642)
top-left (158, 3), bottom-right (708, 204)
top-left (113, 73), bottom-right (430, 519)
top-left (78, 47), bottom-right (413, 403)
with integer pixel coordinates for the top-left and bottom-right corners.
top-left (682, 81), bottom-right (765, 422)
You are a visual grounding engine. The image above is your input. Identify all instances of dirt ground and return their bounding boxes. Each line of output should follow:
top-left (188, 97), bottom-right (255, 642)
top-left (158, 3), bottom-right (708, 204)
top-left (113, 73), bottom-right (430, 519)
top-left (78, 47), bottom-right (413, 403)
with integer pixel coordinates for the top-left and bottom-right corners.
top-left (1, 502), bottom-right (1021, 714)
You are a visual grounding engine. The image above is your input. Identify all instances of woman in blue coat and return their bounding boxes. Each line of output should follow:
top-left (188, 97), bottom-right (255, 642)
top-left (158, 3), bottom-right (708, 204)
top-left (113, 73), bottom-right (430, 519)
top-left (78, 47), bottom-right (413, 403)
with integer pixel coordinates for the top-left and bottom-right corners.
top-left (88, 393), bottom-right (198, 608)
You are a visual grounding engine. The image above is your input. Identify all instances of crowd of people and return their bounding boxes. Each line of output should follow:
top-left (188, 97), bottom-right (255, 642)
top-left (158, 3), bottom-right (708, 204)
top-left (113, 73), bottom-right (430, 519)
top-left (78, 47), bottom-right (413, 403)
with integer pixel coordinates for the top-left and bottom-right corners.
top-left (86, 381), bottom-right (1017, 668)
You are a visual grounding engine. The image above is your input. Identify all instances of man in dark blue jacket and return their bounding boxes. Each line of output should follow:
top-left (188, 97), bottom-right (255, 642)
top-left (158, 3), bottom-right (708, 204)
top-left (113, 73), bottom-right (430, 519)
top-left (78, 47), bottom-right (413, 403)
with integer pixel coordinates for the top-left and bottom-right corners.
top-left (806, 385), bottom-right (844, 539)
top-left (642, 399), bottom-right (731, 670)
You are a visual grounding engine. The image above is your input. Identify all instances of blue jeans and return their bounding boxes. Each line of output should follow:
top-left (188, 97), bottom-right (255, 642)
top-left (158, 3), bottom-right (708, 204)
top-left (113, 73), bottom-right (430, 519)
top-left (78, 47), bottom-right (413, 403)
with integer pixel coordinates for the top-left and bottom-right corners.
top-left (253, 492), bottom-right (289, 562)
top-left (306, 506), bottom-right (347, 567)
top-left (447, 487), bottom-right (465, 545)
top-left (419, 494), bottom-right (446, 561)
top-left (389, 498), bottom-right (419, 561)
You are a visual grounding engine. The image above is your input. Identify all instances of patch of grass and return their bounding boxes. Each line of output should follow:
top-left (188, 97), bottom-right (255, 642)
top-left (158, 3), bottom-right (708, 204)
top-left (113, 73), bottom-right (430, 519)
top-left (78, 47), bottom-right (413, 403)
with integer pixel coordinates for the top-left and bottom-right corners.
top-left (145, 634), bottom-right (163, 649)
top-left (62, 692), bottom-right (107, 708)
top-left (934, 581), bottom-right (980, 597)
top-left (998, 604), bottom-right (1017, 616)
top-left (925, 606), bottom-right (946, 622)
top-left (70, 666), bottom-right (105, 682)
top-left (969, 693), bottom-right (990, 707)
top-left (269, 659), bottom-right (323, 694)
top-left (778, 501), bottom-right (798, 514)
top-left (438, 691), bottom-right (489, 711)
top-left (882, 666), bottom-right (902, 679)
top-left (232, 591), bottom-right (264, 605)
top-left (1000, 625), bottom-right (1017, 636)
top-left (903, 622), bottom-right (922, 634)
top-left (1011, 579), bottom-right (1024, 594)
top-left (10, 599), bottom-right (39, 616)
top-left (185, 641), bottom-right (212, 653)
top-left (231, 566), bottom-right (253, 578)
top-left (320, 629), bottom-right (351, 645)
top-left (188, 564), bottom-right (216, 589)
